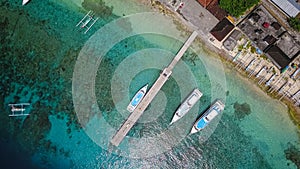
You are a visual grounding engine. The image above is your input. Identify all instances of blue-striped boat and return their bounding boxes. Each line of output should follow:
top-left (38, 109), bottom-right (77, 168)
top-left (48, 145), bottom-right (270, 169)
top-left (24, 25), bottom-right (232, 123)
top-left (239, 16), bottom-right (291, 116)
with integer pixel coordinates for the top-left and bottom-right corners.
top-left (127, 84), bottom-right (148, 112)
top-left (190, 100), bottom-right (225, 134)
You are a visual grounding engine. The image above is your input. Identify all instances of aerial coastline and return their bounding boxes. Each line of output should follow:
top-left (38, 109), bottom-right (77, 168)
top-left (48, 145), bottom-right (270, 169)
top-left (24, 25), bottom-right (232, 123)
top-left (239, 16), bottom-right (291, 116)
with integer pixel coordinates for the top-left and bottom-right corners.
top-left (145, 0), bottom-right (300, 128)
top-left (1, 0), bottom-right (300, 168)
top-left (52, 0), bottom-right (300, 128)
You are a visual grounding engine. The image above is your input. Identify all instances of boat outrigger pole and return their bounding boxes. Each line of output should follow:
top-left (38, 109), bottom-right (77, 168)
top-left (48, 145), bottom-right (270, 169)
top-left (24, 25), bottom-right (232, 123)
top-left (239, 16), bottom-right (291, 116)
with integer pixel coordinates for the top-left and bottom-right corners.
top-left (8, 103), bottom-right (31, 117)
top-left (76, 10), bottom-right (99, 34)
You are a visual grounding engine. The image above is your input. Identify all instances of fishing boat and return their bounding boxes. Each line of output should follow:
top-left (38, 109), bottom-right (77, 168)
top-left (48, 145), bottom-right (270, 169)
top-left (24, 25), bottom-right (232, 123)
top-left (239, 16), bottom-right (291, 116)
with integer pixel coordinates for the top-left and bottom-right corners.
top-left (76, 11), bottom-right (99, 34)
top-left (8, 103), bottom-right (30, 117)
top-left (170, 88), bottom-right (202, 125)
top-left (22, 0), bottom-right (30, 5)
top-left (190, 99), bottom-right (225, 134)
top-left (127, 84), bottom-right (148, 112)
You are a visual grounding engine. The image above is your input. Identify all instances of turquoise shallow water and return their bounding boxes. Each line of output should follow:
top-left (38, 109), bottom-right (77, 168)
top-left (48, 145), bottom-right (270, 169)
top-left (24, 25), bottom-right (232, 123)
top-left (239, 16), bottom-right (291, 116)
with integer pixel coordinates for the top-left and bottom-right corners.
top-left (1, 0), bottom-right (300, 168)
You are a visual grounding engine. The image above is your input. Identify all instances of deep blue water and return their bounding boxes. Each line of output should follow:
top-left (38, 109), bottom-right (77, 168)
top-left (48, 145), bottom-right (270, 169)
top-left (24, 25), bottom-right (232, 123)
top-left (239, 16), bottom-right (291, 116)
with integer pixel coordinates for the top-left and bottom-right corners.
top-left (0, 140), bottom-right (39, 169)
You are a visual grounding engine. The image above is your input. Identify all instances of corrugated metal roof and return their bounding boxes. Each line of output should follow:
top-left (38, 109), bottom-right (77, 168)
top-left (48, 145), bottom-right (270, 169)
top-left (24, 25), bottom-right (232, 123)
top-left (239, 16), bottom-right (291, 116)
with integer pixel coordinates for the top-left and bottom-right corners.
top-left (272, 0), bottom-right (300, 17)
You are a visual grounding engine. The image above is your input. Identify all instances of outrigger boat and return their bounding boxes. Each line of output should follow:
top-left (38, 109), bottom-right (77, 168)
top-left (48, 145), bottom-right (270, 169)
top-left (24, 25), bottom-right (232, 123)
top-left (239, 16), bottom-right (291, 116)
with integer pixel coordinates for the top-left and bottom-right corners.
top-left (76, 11), bottom-right (99, 34)
top-left (190, 100), bottom-right (225, 134)
top-left (170, 88), bottom-right (202, 125)
top-left (22, 0), bottom-right (30, 5)
top-left (8, 103), bottom-right (30, 117)
top-left (127, 84), bottom-right (148, 112)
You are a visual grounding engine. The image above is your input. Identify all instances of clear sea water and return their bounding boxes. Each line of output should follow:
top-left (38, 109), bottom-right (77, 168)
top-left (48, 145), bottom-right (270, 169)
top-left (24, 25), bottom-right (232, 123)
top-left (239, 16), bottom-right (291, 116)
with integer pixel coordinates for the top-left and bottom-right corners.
top-left (0, 0), bottom-right (300, 169)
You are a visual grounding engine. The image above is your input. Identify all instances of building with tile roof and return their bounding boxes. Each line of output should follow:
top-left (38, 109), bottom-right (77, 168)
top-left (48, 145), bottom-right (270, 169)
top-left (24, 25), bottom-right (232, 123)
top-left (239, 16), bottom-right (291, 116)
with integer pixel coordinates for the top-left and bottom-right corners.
top-left (210, 18), bottom-right (234, 41)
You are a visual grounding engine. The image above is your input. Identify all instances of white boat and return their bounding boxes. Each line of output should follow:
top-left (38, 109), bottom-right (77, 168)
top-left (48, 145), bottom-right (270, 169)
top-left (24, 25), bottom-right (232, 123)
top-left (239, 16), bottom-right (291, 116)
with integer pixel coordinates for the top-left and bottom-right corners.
top-left (190, 100), bottom-right (225, 134)
top-left (76, 11), bottom-right (99, 34)
top-left (22, 0), bottom-right (30, 5)
top-left (170, 88), bottom-right (202, 125)
top-left (81, 17), bottom-right (92, 28)
top-left (8, 103), bottom-right (30, 117)
top-left (127, 84), bottom-right (148, 112)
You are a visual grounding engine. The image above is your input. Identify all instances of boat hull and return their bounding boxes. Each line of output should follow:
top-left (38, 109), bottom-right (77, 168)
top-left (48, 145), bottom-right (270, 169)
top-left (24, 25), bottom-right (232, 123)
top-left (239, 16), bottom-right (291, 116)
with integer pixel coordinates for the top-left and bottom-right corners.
top-left (190, 100), bottom-right (225, 134)
top-left (22, 0), bottom-right (30, 5)
top-left (170, 88), bottom-right (202, 124)
top-left (127, 84), bottom-right (148, 112)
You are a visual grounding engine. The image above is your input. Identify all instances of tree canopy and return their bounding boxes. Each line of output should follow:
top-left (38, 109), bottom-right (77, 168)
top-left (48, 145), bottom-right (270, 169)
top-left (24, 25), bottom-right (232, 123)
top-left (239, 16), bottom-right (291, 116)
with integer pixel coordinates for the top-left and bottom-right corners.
top-left (219, 0), bottom-right (260, 17)
top-left (288, 17), bottom-right (300, 32)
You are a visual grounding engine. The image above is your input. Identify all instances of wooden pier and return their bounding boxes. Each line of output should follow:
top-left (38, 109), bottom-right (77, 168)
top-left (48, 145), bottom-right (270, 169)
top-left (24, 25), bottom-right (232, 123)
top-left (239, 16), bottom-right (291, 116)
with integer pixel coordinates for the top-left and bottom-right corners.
top-left (110, 31), bottom-right (198, 146)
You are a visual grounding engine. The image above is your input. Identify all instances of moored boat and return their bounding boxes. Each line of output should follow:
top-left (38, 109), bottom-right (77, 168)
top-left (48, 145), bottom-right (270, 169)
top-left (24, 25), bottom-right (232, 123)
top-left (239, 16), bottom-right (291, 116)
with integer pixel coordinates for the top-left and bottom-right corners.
top-left (170, 88), bottom-right (202, 125)
top-left (127, 84), bottom-right (148, 112)
top-left (190, 99), bottom-right (225, 134)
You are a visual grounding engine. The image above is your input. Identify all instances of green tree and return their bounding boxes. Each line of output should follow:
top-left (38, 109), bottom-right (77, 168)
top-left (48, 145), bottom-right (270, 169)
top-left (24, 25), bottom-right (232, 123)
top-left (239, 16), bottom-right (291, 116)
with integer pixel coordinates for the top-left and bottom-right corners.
top-left (219, 0), bottom-right (260, 17)
top-left (250, 46), bottom-right (256, 53)
top-left (238, 44), bottom-right (243, 51)
top-left (288, 17), bottom-right (300, 32)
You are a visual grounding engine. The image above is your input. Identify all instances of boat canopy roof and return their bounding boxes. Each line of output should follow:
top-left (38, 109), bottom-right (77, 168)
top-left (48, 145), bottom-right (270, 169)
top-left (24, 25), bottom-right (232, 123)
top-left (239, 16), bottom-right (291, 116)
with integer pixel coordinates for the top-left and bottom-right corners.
top-left (131, 92), bottom-right (144, 106)
top-left (187, 94), bottom-right (199, 106)
top-left (205, 109), bottom-right (219, 121)
top-left (177, 104), bottom-right (189, 116)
